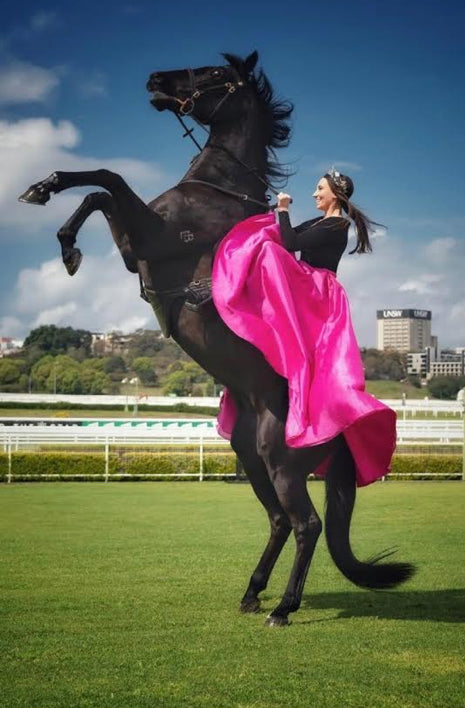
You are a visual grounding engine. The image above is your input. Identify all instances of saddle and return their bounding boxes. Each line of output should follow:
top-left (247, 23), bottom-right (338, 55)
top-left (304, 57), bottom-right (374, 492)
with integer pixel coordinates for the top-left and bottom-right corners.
top-left (141, 276), bottom-right (213, 338)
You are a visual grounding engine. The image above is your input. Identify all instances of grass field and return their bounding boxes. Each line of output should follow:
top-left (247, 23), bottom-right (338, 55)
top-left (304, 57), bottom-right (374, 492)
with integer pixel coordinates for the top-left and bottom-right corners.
top-left (1, 482), bottom-right (464, 708)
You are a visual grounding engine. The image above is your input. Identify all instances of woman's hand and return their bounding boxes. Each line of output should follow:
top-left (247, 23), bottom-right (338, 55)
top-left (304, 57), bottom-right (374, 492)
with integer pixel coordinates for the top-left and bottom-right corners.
top-left (277, 192), bottom-right (292, 211)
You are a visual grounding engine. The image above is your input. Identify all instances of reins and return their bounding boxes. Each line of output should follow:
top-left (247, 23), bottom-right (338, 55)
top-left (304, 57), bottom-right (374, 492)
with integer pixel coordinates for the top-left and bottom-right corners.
top-left (178, 178), bottom-right (271, 208)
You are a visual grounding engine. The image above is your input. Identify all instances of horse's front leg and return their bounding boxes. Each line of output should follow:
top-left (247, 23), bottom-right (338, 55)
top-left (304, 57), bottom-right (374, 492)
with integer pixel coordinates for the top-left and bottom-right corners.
top-left (56, 191), bottom-right (138, 276)
top-left (19, 169), bottom-right (162, 259)
top-left (19, 169), bottom-right (146, 209)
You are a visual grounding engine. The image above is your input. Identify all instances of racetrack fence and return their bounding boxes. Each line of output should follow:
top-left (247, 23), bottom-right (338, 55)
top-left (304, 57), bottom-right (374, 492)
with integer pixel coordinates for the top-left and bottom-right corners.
top-left (1, 417), bottom-right (464, 482)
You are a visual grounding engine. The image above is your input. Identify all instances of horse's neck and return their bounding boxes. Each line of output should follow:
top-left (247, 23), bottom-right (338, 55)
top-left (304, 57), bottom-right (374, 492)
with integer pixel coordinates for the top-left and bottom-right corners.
top-left (183, 119), bottom-right (268, 198)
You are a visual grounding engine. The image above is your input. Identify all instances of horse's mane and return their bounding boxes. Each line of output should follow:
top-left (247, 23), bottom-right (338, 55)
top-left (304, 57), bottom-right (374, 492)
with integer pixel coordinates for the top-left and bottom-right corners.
top-left (222, 53), bottom-right (294, 188)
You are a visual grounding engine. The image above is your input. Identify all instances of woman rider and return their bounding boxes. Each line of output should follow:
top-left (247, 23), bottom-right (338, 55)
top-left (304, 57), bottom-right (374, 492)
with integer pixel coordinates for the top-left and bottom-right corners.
top-left (276, 167), bottom-right (376, 274)
top-left (213, 167), bottom-right (396, 487)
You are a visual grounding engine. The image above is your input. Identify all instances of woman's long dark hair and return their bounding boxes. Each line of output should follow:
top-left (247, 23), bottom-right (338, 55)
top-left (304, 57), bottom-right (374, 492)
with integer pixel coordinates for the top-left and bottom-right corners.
top-left (324, 173), bottom-right (382, 254)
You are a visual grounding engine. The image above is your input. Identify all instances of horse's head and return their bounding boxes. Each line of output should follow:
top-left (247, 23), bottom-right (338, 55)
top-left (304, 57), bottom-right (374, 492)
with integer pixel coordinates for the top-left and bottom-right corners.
top-left (146, 51), bottom-right (259, 124)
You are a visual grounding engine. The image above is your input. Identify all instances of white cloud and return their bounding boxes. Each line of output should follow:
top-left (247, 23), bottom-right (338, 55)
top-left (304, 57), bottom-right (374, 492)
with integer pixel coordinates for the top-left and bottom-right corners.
top-left (338, 228), bottom-right (465, 348)
top-left (0, 315), bottom-right (24, 339)
top-left (78, 72), bottom-right (108, 98)
top-left (34, 302), bottom-right (78, 327)
top-left (425, 237), bottom-right (456, 263)
top-left (11, 249), bottom-right (156, 335)
top-left (398, 273), bottom-right (443, 294)
top-left (0, 62), bottom-right (60, 104)
top-left (312, 160), bottom-right (363, 174)
top-left (0, 117), bottom-right (170, 236)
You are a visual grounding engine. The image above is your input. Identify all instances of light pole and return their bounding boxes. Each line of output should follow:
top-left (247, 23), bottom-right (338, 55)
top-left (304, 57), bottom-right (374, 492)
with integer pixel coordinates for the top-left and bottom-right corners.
top-left (130, 376), bottom-right (139, 417)
top-left (121, 378), bottom-right (128, 412)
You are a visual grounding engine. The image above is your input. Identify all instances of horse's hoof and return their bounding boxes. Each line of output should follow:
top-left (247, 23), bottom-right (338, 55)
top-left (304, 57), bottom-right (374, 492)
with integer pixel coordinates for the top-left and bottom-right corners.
top-left (240, 598), bottom-right (261, 614)
top-left (265, 614), bottom-right (290, 628)
top-left (64, 248), bottom-right (83, 276)
top-left (18, 185), bottom-right (50, 205)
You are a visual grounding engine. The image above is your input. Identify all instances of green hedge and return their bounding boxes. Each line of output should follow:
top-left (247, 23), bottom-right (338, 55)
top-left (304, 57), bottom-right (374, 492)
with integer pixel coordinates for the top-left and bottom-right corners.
top-left (0, 452), bottom-right (461, 482)
top-left (0, 450), bottom-right (236, 481)
top-left (0, 452), bottom-right (118, 480)
top-left (0, 452), bottom-right (7, 479)
top-left (389, 454), bottom-right (462, 480)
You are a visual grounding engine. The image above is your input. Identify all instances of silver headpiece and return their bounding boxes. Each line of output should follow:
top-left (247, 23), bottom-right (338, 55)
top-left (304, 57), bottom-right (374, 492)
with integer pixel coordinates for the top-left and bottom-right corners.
top-left (328, 166), bottom-right (350, 195)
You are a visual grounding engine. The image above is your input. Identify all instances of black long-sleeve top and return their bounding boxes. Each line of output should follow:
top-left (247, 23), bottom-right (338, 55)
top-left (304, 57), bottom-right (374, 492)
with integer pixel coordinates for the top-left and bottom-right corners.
top-left (278, 211), bottom-right (349, 274)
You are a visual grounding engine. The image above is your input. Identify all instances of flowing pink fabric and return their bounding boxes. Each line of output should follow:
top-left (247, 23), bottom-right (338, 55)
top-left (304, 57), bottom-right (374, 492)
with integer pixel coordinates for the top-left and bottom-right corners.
top-left (212, 212), bottom-right (397, 487)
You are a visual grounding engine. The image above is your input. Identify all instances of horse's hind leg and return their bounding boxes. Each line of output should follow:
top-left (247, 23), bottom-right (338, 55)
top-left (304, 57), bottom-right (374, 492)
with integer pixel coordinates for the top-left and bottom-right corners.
top-left (57, 192), bottom-right (138, 276)
top-left (231, 406), bottom-right (292, 614)
top-left (257, 409), bottom-right (327, 627)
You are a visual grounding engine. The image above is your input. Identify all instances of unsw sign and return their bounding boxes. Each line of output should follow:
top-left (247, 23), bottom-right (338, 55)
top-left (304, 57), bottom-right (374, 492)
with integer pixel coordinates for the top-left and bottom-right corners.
top-left (377, 309), bottom-right (431, 320)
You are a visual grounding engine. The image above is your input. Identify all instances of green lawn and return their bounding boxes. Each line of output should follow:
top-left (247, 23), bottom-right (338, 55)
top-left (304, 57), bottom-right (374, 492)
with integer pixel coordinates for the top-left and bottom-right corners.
top-left (365, 380), bottom-right (429, 399)
top-left (1, 483), bottom-right (464, 708)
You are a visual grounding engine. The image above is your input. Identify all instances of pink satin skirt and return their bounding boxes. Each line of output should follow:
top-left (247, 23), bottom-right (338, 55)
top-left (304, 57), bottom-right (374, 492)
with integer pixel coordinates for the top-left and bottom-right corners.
top-left (212, 213), bottom-right (396, 487)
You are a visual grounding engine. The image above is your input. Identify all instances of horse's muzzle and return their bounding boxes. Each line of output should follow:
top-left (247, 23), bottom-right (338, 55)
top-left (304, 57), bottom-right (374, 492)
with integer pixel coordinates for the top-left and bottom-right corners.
top-left (149, 92), bottom-right (180, 112)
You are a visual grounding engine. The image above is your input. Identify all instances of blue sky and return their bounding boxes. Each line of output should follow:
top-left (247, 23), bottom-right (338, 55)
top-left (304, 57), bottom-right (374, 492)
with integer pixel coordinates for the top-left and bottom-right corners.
top-left (1, 0), bottom-right (464, 347)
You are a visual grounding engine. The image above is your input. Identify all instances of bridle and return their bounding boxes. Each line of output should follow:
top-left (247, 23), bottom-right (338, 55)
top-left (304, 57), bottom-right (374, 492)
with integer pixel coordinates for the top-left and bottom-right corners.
top-left (166, 67), bottom-right (278, 207)
top-left (175, 67), bottom-right (245, 122)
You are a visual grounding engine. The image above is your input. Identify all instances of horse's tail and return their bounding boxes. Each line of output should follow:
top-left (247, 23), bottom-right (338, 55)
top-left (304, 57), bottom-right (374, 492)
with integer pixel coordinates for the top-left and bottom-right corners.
top-left (324, 439), bottom-right (416, 589)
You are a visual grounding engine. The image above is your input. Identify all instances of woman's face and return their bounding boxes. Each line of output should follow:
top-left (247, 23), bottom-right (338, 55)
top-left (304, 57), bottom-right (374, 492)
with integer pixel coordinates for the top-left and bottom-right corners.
top-left (312, 177), bottom-right (338, 212)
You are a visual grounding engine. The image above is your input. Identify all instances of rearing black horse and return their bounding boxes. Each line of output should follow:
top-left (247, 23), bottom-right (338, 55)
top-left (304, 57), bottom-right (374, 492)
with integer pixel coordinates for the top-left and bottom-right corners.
top-left (19, 51), bottom-right (414, 626)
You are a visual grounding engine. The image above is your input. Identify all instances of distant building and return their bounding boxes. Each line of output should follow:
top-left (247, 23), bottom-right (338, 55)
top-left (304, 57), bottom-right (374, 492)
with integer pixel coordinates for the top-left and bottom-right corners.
top-left (407, 346), bottom-right (465, 380)
top-left (90, 329), bottom-right (163, 356)
top-left (0, 337), bottom-right (23, 357)
top-left (407, 346), bottom-right (436, 378)
top-left (428, 350), bottom-right (465, 379)
top-left (91, 331), bottom-right (132, 356)
top-left (376, 309), bottom-right (434, 353)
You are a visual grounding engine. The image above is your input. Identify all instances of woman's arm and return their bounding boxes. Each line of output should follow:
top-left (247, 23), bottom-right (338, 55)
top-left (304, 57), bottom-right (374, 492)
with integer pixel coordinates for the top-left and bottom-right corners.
top-left (278, 209), bottom-right (300, 250)
top-left (279, 211), bottom-right (343, 252)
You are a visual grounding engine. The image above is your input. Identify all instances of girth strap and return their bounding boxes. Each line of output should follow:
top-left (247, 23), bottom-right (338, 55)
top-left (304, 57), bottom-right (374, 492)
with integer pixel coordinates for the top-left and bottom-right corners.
top-left (140, 276), bottom-right (213, 338)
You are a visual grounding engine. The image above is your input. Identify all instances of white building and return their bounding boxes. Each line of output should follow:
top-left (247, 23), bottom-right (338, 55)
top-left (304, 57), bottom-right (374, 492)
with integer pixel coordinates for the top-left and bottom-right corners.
top-left (377, 309), bottom-right (434, 353)
top-left (428, 350), bottom-right (465, 379)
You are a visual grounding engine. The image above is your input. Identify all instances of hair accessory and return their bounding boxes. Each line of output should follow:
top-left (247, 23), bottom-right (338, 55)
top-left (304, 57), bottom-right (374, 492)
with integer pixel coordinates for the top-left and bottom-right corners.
top-left (328, 166), bottom-right (350, 195)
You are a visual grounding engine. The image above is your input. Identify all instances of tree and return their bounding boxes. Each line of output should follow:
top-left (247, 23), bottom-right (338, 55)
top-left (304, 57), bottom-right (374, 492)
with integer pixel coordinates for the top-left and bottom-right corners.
top-left (162, 361), bottom-right (214, 396)
top-left (126, 329), bottom-right (163, 360)
top-left (102, 356), bottom-right (127, 374)
top-left (29, 354), bottom-right (113, 394)
top-left (44, 355), bottom-right (80, 394)
top-left (361, 348), bottom-right (407, 381)
top-left (132, 357), bottom-right (157, 385)
top-left (0, 359), bottom-right (22, 386)
top-left (407, 374), bottom-right (422, 388)
top-left (427, 376), bottom-right (465, 400)
top-left (162, 370), bottom-right (193, 396)
top-left (30, 355), bottom-right (55, 391)
top-left (23, 325), bottom-right (92, 357)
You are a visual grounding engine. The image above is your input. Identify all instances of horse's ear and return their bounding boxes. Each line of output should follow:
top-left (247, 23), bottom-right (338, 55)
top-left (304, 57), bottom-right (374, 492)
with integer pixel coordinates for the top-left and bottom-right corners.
top-left (222, 51), bottom-right (258, 80)
top-left (244, 51), bottom-right (258, 74)
top-left (222, 53), bottom-right (246, 77)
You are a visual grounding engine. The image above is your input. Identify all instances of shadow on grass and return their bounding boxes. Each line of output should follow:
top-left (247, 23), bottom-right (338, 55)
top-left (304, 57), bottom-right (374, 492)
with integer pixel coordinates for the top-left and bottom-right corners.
top-left (296, 589), bottom-right (465, 623)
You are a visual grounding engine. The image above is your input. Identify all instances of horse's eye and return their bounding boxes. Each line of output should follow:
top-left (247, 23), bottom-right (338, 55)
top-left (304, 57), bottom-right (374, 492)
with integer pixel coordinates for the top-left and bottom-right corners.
top-left (211, 69), bottom-right (222, 77)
